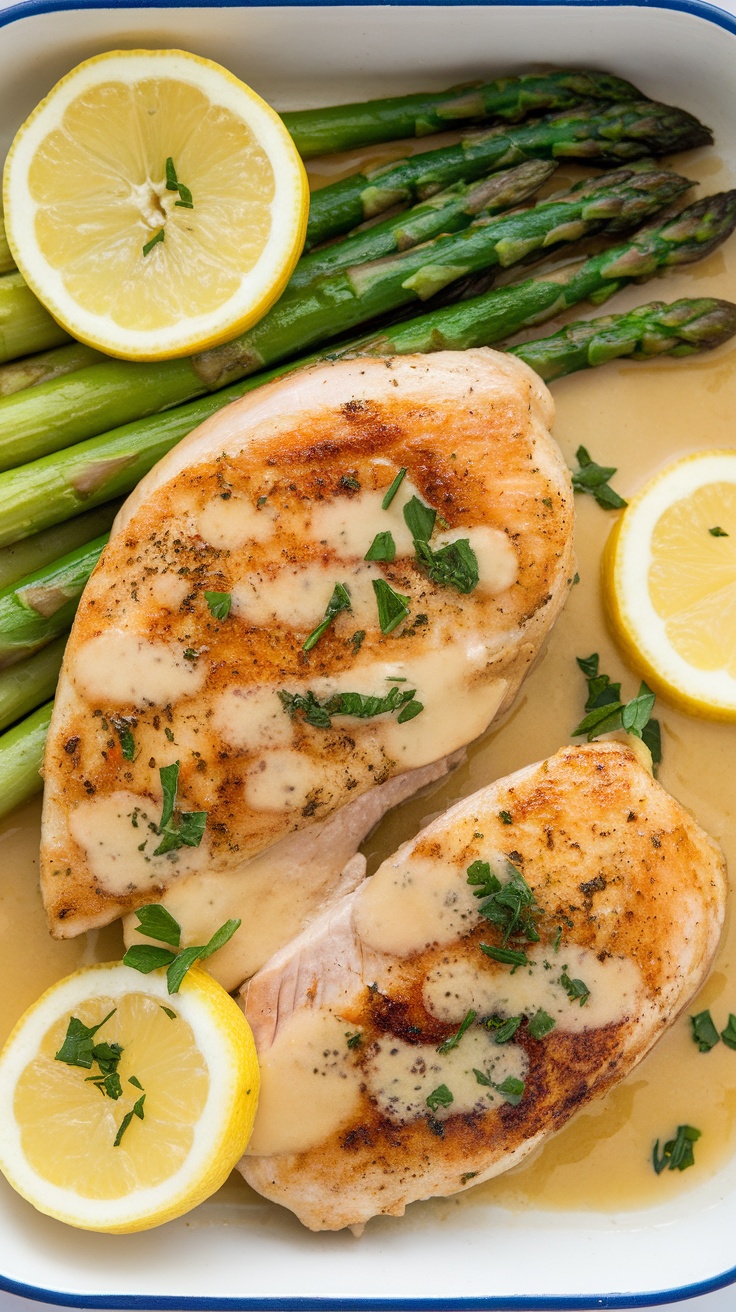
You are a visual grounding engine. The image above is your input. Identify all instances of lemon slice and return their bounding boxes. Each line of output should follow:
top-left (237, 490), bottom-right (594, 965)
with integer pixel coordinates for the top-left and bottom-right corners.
top-left (2, 49), bottom-right (308, 360)
top-left (603, 450), bottom-right (736, 720)
top-left (0, 961), bottom-right (259, 1232)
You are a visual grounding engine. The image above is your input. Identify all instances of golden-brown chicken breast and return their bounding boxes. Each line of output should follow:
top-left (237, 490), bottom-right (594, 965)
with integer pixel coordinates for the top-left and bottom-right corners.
top-left (40, 349), bottom-right (573, 940)
top-left (240, 741), bottom-right (726, 1233)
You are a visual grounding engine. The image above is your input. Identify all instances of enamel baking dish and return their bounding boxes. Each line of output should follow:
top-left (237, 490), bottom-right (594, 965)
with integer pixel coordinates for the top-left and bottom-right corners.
top-left (1, 1), bottom-right (736, 1306)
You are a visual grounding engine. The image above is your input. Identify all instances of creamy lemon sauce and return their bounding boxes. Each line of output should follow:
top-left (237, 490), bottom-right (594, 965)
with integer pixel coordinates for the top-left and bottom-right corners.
top-left (1, 147), bottom-right (736, 1216)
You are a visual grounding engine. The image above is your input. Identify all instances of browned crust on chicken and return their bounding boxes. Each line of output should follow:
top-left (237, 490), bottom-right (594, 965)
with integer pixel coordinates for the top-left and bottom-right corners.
top-left (241, 742), bottom-right (726, 1231)
top-left (40, 351), bottom-right (573, 937)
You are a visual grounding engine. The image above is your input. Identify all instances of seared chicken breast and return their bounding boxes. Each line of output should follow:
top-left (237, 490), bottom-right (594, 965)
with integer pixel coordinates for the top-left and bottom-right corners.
top-left (241, 741), bottom-right (726, 1233)
top-left (40, 350), bottom-right (574, 940)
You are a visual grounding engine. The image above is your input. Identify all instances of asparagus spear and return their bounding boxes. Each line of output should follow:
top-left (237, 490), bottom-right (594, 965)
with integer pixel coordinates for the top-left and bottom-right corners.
top-left (304, 99), bottom-right (712, 248)
top-left (0, 636), bottom-right (65, 734)
top-left (196, 163), bottom-right (692, 387)
top-left (0, 191), bottom-right (733, 549)
top-left (0, 533), bottom-right (107, 667)
top-left (0, 501), bottom-right (121, 590)
top-left (509, 297), bottom-right (736, 380)
top-left (283, 70), bottom-right (644, 158)
top-left (288, 159), bottom-right (557, 291)
top-left (0, 700), bottom-right (52, 820)
top-left (0, 213), bottom-right (14, 277)
top-left (0, 342), bottom-right (106, 398)
top-left (0, 355), bottom-right (210, 474)
top-left (0, 273), bottom-right (70, 365)
top-left (0, 162), bottom-right (692, 459)
top-left (334, 191), bottom-right (736, 359)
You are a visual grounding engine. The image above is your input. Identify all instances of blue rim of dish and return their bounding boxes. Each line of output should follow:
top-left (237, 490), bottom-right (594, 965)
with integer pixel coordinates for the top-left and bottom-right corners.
top-left (0, 0), bottom-right (735, 1306)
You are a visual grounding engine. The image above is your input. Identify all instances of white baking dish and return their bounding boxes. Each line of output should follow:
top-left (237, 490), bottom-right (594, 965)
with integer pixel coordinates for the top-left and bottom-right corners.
top-left (1, 1), bottom-right (736, 1305)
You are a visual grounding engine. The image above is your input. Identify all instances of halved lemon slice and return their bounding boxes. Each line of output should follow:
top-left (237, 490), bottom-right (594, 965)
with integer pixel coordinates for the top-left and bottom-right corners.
top-left (603, 450), bottom-right (736, 720)
top-left (0, 961), bottom-right (259, 1232)
top-left (2, 49), bottom-right (308, 360)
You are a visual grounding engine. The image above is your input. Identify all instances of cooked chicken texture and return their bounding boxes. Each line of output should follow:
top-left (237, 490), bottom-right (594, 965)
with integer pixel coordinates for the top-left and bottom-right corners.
top-left (241, 741), bottom-right (726, 1233)
top-left (40, 349), bottom-right (574, 939)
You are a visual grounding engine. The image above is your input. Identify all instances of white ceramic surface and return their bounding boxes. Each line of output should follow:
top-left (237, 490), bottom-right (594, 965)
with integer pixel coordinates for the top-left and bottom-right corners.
top-left (1, 2), bottom-right (736, 1307)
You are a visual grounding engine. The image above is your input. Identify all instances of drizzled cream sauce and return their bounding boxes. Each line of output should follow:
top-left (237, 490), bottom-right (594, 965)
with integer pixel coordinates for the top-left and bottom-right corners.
top-left (1, 147), bottom-right (736, 1216)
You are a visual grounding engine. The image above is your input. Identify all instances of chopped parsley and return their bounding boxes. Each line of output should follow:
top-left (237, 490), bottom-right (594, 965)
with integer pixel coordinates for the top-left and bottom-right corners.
top-left (415, 536), bottom-right (479, 594)
top-left (204, 590), bottom-right (231, 620)
top-left (372, 578), bottom-right (411, 634)
top-left (691, 1009), bottom-right (720, 1052)
top-left (437, 1009), bottom-right (476, 1055)
top-left (123, 904), bottom-right (240, 995)
top-left (480, 943), bottom-right (529, 969)
top-left (527, 1009), bottom-right (556, 1040)
top-left (709, 526), bottom-right (729, 536)
top-left (56, 1011), bottom-right (125, 1103)
top-left (495, 1075), bottom-right (525, 1106)
top-left (467, 858), bottom-right (541, 945)
top-left (499, 810), bottom-right (513, 825)
top-left (345, 1032), bottom-right (362, 1050)
top-left (652, 1124), bottom-right (701, 1174)
top-left (303, 583), bottom-right (352, 652)
top-left (365, 531), bottom-right (396, 563)
top-left (473, 1069), bottom-right (525, 1105)
top-left (110, 715), bottom-right (136, 761)
top-left (560, 971), bottom-right (590, 1006)
top-left (426, 1084), bottom-right (454, 1113)
top-left (570, 445), bottom-right (627, 510)
top-left (152, 761), bottom-right (208, 856)
top-left (403, 495), bottom-right (436, 542)
top-left (721, 1015), bottom-right (736, 1049)
top-left (278, 685), bottom-right (423, 728)
top-left (349, 630), bottom-right (366, 653)
top-left (55, 1009), bottom-right (116, 1069)
top-left (382, 467), bottom-right (407, 509)
top-left (142, 228), bottom-right (164, 257)
top-left (572, 653), bottom-right (661, 765)
top-left (489, 1015), bottom-right (522, 1044)
top-left (114, 1093), bottom-right (146, 1148)
top-left (340, 474), bottom-right (361, 492)
top-left (165, 156), bottom-right (194, 208)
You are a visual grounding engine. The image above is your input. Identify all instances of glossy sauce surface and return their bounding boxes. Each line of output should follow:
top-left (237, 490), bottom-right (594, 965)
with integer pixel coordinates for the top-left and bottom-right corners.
top-left (1, 143), bottom-right (735, 1218)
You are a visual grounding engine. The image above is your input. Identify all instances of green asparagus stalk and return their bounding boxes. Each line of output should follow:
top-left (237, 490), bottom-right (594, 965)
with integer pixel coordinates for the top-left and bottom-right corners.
top-left (0, 636), bottom-right (65, 734)
top-left (195, 163), bottom-right (692, 388)
top-left (0, 501), bottom-right (121, 591)
top-left (0, 273), bottom-right (70, 365)
top-left (0, 213), bottom-right (14, 277)
top-left (0, 342), bottom-right (107, 398)
top-left (289, 159), bottom-right (557, 292)
top-left (509, 297), bottom-right (736, 380)
top-left (303, 100), bottom-right (712, 248)
top-left (0, 533), bottom-right (107, 667)
top-left (0, 355), bottom-right (210, 474)
top-left (333, 191), bottom-right (736, 359)
top-left (0, 700), bottom-right (52, 820)
top-left (0, 162), bottom-right (692, 463)
top-left (0, 191), bottom-right (733, 550)
top-left (283, 70), bottom-right (644, 158)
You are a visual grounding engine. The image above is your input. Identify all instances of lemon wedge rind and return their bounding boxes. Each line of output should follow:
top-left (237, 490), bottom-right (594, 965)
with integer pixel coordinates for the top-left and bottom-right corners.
top-left (0, 961), bottom-right (259, 1233)
top-left (3, 49), bottom-right (309, 361)
top-left (604, 450), bottom-right (736, 721)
